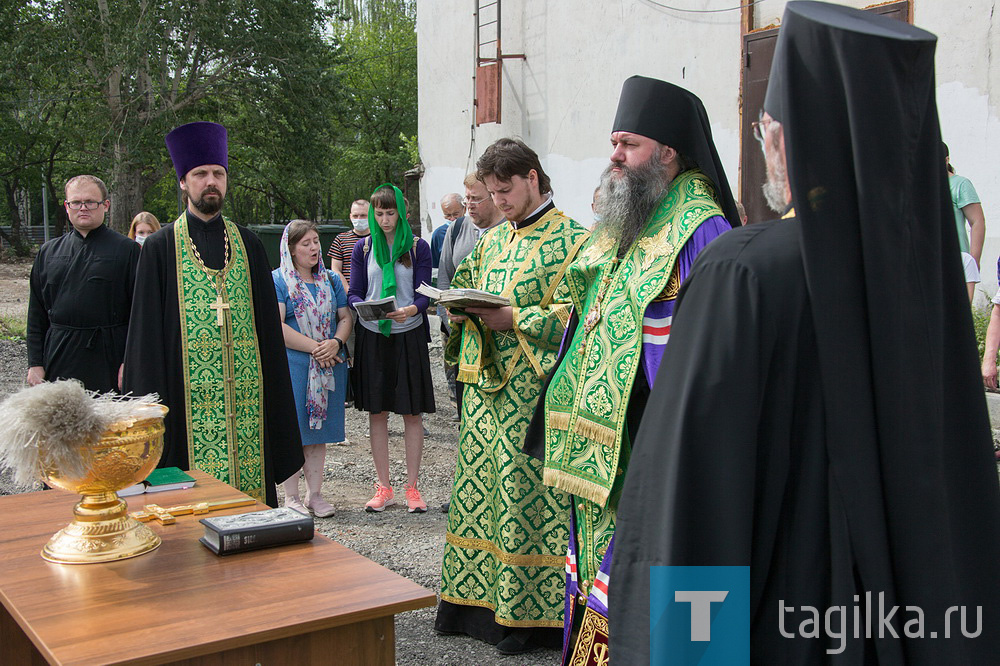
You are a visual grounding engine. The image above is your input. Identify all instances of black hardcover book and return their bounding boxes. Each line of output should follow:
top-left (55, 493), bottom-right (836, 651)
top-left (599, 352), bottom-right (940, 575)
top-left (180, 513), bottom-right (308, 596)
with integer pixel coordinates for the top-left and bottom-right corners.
top-left (199, 507), bottom-right (314, 555)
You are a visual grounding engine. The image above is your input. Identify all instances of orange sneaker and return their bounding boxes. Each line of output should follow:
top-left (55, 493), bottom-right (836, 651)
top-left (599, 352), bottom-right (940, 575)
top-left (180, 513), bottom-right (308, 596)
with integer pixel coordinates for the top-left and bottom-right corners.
top-left (405, 483), bottom-right (427, 513)
top-left (365, 484), bottom-right (395, 512)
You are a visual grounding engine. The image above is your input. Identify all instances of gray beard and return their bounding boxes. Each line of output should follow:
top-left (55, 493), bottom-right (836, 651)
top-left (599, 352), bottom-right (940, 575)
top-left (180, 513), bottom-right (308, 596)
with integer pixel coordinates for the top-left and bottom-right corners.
top-left (593, 154), bottom-right (672, 258)
top-left (762, 159), bottom-right (788, 214)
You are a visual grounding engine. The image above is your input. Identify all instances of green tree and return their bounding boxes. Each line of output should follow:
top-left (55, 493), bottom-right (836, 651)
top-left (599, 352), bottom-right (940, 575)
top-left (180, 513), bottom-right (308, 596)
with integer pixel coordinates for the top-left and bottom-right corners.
top-left (1, 0), bottom-right (342, 233)
top-left (0, 2), bottom-right (72, 253)
top-left (1, 0), bottom-right (419, 240)
top-left (327, 0), bottom-right (417, 217)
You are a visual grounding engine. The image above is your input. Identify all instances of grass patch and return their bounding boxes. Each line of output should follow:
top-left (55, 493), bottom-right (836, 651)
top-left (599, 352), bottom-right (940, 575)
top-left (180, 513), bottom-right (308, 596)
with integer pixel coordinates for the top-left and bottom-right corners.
top-left (0, 314), bottom-right (26, 341)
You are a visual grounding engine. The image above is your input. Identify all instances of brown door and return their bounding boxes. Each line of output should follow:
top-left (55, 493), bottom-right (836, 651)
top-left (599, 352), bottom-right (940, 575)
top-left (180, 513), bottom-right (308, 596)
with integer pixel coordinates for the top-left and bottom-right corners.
top-left (740, 27), bottom-right (779, 226)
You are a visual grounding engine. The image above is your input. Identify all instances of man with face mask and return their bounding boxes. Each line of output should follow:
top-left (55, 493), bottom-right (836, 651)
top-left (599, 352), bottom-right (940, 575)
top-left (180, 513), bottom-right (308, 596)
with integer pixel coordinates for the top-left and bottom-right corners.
top-left (326, 199), bottom-right (372, 414)
top-left (524, 76), bottom-right (738, 663)
top-left (327, 199), bottom-right (371, 288)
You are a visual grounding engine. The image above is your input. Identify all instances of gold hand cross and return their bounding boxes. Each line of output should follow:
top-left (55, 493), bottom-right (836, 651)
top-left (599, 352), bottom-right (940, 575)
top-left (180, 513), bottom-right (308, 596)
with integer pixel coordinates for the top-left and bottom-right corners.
top-left (130, 497), bottom-right (256, 524)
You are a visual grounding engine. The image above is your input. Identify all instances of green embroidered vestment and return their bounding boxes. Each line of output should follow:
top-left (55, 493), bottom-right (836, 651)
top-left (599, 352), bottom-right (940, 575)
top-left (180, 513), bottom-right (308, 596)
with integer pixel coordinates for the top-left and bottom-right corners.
top-left (174, 214), bottom-right (267, 502)
top-left (543, 170), bottom-right (724, 506)
top-left (440, 209), bottom-right (589, 627)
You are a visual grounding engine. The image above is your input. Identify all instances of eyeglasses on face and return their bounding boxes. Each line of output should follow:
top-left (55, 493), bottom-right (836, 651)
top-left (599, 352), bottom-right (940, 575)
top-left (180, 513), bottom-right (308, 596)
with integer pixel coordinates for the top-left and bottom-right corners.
top-left (751, 117), bottom-right (778, 145)
top-left (65, 200), bottom-right (104, 210)
top-left (462, 197), bottom-right (488, 207)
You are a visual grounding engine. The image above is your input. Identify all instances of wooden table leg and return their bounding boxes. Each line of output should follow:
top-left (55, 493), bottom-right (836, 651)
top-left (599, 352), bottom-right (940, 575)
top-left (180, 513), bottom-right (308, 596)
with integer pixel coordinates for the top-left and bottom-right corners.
top-left (1, 602), bottom-right (49, 666)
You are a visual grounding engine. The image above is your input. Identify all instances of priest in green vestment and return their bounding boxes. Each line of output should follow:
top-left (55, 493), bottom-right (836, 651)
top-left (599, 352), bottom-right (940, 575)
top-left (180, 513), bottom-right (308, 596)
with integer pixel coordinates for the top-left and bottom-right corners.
top-left (435, 138), bottom-right (589, 655)
top-left (123, 121), bottom-right (302, 507)
top-left (522, 77), bottom-right (739, 663)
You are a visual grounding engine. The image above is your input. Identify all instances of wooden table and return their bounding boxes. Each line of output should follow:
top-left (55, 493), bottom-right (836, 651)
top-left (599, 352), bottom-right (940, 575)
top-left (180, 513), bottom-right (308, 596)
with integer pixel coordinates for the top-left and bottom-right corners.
top-left (0, 471), bottom-right (436, 665)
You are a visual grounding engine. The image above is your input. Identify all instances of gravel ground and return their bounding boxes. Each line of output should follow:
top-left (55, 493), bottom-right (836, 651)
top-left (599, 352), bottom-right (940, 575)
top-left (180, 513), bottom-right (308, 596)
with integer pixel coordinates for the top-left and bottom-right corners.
top-left (8, 251), bottom-right (996, 665)
top-left (0, 322), bottom-right (560, 665)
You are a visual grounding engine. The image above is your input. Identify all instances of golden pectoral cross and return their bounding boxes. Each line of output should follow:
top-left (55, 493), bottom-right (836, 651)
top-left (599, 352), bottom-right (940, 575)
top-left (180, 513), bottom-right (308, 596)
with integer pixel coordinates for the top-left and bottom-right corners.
top-left (210, 294), bottom-right (230, 327)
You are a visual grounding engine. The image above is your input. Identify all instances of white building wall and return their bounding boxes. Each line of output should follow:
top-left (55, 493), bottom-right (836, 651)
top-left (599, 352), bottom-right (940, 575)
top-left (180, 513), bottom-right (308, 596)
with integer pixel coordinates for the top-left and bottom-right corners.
top-left (417, 0), bottom-right (999, 296)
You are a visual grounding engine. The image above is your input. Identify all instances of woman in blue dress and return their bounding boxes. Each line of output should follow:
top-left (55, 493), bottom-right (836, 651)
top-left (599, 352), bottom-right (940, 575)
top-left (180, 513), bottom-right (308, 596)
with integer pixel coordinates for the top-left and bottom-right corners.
top-left (273, 219), bottom-right (352, 517)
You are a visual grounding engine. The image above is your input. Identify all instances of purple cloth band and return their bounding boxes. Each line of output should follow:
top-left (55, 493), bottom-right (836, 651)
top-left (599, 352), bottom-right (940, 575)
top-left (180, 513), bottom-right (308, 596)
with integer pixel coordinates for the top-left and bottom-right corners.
top-left (642, 215), bottom-right (730, 386)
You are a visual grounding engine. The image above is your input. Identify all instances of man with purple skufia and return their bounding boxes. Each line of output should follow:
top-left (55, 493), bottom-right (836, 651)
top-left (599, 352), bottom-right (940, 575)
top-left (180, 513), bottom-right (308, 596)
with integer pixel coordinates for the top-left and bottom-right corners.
top-left (123, 121), bottom-right (302, 508)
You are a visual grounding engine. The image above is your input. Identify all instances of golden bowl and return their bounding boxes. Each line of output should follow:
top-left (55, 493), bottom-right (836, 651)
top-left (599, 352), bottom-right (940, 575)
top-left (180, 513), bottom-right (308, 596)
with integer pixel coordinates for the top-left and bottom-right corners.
top-left (39, 405), bottom-right (168, 564)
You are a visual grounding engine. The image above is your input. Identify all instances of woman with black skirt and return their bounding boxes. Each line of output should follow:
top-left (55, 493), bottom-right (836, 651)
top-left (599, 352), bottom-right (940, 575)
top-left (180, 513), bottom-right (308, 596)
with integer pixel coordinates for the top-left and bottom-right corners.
top-left (348, 184), bottom-right (435, 513)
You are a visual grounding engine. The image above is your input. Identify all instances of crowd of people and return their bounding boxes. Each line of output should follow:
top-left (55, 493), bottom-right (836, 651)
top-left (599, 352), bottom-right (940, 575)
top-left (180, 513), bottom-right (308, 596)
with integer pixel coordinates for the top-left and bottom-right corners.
top-left (21, 2), bottom-right (999, 662)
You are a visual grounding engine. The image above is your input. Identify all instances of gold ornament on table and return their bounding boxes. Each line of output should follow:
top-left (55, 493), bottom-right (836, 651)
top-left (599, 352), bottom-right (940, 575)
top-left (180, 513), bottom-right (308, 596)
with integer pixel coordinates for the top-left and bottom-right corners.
top-left (0, 380), bottom-right (167, 564)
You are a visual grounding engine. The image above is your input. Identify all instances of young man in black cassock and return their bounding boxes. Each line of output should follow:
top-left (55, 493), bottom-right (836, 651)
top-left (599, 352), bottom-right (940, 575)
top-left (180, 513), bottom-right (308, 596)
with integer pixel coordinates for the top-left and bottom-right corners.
top-left (611, 2), bottom-right (1000, 663)
top-left (122, 122), bottom-right (302, 508)
top-left (27, 175), bottom-right (139, 393)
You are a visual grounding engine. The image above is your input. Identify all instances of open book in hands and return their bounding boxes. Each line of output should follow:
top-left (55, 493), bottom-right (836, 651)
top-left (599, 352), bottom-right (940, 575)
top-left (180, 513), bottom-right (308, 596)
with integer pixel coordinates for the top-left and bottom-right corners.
top-left (416, 283), bottom-right (510, 309)
top-left (354, 296), bottom-right (398, 322)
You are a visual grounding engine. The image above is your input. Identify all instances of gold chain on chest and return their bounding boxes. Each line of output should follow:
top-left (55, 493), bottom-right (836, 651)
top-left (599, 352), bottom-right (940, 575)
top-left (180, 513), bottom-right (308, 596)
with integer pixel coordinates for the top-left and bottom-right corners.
top-left (188, 220), bottom-right (231, 280)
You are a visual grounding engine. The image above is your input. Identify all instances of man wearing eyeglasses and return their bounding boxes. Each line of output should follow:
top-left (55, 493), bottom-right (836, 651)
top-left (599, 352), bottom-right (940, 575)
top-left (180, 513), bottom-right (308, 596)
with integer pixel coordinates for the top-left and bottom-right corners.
top-left (431, 193), bottom-right (464, 284)
top-left (26, 175), bottom-right (139, 392)
top-left (435, 173), bottom-right (507, 420)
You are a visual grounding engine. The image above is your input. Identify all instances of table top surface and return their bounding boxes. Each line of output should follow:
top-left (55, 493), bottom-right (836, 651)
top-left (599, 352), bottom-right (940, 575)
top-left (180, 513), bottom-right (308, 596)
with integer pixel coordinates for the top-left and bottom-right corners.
top-left (0, 471), bottom-right (436, 666)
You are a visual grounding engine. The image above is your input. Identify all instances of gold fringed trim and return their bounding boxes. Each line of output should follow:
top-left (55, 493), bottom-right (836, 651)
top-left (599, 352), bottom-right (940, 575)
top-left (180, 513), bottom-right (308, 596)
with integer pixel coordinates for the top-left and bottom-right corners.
top-left (543, 468), bottom-right (611, 506)
top-left (439, 595), bottom-right (564, 628)
top-left (445, 532), bottom-right (564, 567)
top-left (457, 365), bottom-right (480, 383)
top-left (572, 418), bottom-right (619, 448)
top-left (547, 411), bottom-right (571, 431)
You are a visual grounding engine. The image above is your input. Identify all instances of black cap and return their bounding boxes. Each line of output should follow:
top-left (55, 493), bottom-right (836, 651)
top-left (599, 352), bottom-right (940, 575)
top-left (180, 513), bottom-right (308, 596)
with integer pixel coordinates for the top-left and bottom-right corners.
top-left (764, 2), bottom-right (930, 123)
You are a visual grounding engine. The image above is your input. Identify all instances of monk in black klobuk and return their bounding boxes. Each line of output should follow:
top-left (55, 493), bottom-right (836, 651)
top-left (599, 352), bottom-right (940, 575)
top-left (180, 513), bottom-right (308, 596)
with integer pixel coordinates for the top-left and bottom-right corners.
top-left (610, 2), bottom-right (1000, 663)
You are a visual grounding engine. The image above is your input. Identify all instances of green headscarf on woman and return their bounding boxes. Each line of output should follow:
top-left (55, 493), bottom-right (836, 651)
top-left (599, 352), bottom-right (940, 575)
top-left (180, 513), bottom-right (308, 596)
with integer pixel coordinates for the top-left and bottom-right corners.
top-left (368, 183), bottom-right (413, 336)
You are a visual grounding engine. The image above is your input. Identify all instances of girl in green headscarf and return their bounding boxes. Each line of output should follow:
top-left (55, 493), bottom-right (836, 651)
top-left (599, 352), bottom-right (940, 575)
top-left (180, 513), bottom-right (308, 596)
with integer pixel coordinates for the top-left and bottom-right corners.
top-left (349, 184), bottom-right (436, 514)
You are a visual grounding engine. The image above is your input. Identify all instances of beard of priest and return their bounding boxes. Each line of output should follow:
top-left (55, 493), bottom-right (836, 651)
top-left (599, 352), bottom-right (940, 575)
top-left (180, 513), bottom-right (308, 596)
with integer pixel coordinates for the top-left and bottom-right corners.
top-left (122, 121), bottom-right (303, 508)
top-left (593, 142), bottom-right (687, 257)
